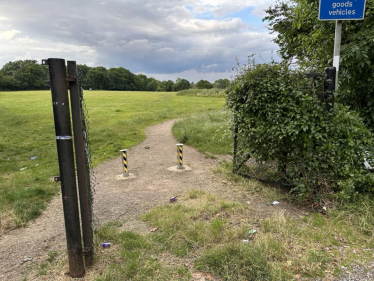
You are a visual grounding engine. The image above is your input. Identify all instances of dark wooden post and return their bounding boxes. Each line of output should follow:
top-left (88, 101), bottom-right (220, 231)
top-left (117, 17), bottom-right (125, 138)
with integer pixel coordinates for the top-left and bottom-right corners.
top-left (67, 61), bottom-right (94, 266)
top-left (43, 58), bottom-right (85, 278)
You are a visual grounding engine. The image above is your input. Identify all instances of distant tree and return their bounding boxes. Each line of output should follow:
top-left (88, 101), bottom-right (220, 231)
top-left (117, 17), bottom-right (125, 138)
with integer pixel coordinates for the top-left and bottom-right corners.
top-left (146, 77), bottom-right (159, 91)
top-left (161, 80), bottom-right (175, 92)
top-left (134, 74), bottom-right (147, 91)
top-left (85, 67), bottom-right (110, 90)
top-left (15, 63), bottom-right (45, 89)
top-left (213, 78), bottom-right (230, 89)
top-left (77, 64), bottom-right (91, 86)
top-left (173, 78), bottom-right (191, 91)
top-left (108, 67), bottom-right (135, 90)
top-left (196, 79), bottom-right (213, 89)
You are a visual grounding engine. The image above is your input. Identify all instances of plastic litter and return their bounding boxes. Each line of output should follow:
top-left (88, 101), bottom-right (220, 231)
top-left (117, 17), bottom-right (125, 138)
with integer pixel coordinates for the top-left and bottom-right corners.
top-left (30, 156), bottom-right (37, 160)
top-left (20, 167), bottom-right (27, 171)
top-left (249, 229), bottom-right (257, 235)
top-left (242, 239), bottom-right (249, 243)
top-left (102, 242), bottom-right (112, 248)
top-left (271, 201), bottom-right (280, 205)
top-left (35, 164), bottom-right (39, 167)
top-left (7, 157), bottom-right (10, 161)
top-left (170, 196), bottom-right (177, 203)
top-left (150, 227), bottom-right (158, 232)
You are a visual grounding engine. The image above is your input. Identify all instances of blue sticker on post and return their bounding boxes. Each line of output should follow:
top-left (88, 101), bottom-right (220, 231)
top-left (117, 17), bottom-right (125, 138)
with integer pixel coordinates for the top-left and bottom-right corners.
top-left (319, 0), bottom-right (367, 20)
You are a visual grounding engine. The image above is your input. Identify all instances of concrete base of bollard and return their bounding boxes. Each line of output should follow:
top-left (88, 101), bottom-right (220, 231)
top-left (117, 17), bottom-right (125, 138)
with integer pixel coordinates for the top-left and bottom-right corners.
top-left (167, 165), bottom-right (192, 172)
top-left (115, 173), bottom-right (136, 181)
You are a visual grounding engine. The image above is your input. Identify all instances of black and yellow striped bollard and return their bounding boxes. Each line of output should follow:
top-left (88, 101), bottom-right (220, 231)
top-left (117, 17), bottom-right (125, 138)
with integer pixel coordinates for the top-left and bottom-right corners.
top-left (120, 149), bottom-right (129, 177)
top-left (176, 144), bottom-right (184, 169)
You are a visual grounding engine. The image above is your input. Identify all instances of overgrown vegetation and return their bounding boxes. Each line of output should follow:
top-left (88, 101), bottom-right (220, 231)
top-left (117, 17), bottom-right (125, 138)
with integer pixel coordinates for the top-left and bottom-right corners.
top-left (176, 88), bottom-right (226, 98)
top-left (173, 111), bottom-right (232, 155)
top-left (227, 61), bottom-right (374, 201)
top-left (264, 0), bottom-right (374, 127)
top-left (0, 91), bottom-right (224, 232)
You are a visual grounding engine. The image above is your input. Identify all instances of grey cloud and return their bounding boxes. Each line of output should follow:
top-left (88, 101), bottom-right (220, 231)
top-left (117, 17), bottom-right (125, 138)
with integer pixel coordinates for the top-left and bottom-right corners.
top-left (0, 0), bottom-right (278, 79)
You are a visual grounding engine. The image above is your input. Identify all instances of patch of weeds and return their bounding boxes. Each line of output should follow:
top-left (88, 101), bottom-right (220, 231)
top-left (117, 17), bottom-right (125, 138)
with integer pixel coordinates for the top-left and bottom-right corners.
top-left (95, 228), bottom-right (190, 281)
top-left (47, 251), bottom-right (58, 263)
top-left (188, 189), bottom-right (206, 199)
top-left (37, 262), bottom-right (49, 276)
top-left (94, 221), bottom-right (123, 243)
top-left (195, 242), bottom-right (288, 280)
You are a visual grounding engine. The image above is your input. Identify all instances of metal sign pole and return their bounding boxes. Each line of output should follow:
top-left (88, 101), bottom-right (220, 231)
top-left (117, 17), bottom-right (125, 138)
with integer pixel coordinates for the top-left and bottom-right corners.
top-left (333, 20), bottom-right (342, 89)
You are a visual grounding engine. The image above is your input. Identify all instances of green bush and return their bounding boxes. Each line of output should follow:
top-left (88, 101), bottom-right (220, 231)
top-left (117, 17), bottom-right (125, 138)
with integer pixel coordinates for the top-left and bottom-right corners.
top-left (227, 62), bottom-right (374, 200)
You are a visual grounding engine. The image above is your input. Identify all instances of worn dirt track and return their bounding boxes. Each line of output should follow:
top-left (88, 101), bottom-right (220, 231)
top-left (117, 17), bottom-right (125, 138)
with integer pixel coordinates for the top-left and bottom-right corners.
top-left (0, 120), bottom-right (238, 280)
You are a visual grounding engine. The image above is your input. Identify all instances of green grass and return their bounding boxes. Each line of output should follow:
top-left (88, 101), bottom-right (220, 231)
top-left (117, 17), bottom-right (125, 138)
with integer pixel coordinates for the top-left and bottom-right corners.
top-left (90, 188), bottom-right (374, 280)
top-left (0, 90), bottom-right (224, 231)
top-left (177, 88), bottom-right (226, 97)
top-left (172, 110), bottom-right (232, 155)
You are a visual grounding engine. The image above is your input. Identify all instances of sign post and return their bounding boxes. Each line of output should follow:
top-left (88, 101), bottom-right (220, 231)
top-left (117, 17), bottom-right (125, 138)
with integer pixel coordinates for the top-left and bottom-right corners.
top-left (319, 0), bottom-right (367, 88)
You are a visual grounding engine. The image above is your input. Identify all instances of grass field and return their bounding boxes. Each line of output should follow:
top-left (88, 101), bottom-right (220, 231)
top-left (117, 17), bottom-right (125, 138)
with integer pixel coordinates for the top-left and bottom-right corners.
top-left (0, 90), bottom-right (225, 231)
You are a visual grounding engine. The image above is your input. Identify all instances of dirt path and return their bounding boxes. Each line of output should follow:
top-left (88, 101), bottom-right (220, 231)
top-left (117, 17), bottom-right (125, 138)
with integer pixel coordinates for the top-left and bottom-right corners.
top-left (0, 120), bottom-right (245, 281)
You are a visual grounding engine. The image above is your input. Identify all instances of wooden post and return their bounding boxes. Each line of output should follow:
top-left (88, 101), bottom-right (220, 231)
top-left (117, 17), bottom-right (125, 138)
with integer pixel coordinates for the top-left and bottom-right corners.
top-left (67, 61), bottom-right (94, 266)
top-left (44, 58), bottom-right (85, 278)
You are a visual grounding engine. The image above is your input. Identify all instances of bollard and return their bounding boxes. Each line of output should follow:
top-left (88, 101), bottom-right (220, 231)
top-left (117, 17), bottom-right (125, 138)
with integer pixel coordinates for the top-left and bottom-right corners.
top-left (120, 149), bottom-right (129, 177)
top-left (177, 144), bottom-right (184, 169)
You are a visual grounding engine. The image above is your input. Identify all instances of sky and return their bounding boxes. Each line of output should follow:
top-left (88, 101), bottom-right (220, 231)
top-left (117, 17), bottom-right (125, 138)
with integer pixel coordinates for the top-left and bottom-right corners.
top-left (0, 0), bottom-right (279, 82)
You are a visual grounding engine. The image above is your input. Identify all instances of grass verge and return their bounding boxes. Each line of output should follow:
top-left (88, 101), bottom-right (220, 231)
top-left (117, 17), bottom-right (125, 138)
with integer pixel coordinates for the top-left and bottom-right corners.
top-left (0, 90), bottom-right (224, 231)
top-left (176, 88), bottom-right (226, 97)
top-left (42, 186), bottom-right (374, 280)
top-left (172, 110), bottom-right (232, 155)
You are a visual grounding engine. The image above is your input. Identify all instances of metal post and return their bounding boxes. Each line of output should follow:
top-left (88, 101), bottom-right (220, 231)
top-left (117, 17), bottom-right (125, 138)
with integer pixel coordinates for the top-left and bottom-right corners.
top-left (333, 20), bottom-right (342, 89)
top-left (67, 61), bottom-right (94, 266)
top-left (121, 149), bottom-right (129, 177)
top-left (44, 58), bottom-right (85, 278)
top-left (232, 122), bottom-right (238, 173)
top-left (177, 144), bottom-right (184, 169)
top-left (325, 67), bottom-right (336, 112)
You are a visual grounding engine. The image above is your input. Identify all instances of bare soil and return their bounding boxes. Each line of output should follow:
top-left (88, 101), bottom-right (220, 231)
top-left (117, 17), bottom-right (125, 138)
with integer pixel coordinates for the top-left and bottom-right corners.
top-left (0, 120), bottom-right (368, 281)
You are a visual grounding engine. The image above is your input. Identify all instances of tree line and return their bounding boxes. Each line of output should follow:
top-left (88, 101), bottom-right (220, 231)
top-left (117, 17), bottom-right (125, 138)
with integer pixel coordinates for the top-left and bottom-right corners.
top-left (0, 60), bottom-right (230, 92)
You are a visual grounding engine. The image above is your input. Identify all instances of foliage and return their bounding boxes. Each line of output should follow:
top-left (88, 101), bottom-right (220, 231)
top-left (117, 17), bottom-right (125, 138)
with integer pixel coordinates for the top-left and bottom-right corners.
top-left (227, 61), bottom-right (374, 200)
top-left (213, 78), bottom-right (230, 89)
top-left (0, 60), bottom-right (48, 91)
top-left (196, 79), bottom-right (214, 89)
top-left (173, 78), bottom-right (191, 91)
top-left (264, 0), bottom-right (374, 126)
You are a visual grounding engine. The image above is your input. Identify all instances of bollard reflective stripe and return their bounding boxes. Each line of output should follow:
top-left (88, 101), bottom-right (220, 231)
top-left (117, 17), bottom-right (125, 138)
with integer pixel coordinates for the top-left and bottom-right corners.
top-left (177, 144), bottom-right (183, 169)
top-left (120, 149), bottom-right (129, 177)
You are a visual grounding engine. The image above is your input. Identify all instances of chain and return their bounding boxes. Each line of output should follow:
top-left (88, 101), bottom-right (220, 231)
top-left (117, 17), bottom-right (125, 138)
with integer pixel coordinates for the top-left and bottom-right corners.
top-left (78, 73), bottom-right (98, 228)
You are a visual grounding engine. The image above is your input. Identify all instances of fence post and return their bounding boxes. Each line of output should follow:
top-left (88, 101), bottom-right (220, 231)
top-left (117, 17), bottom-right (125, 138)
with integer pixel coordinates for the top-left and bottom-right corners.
top-left (121, 149), bottom-right (129, 177)
top-left (44, 58), bottom-right (85, 278)
top-left (67, 61), bottom-right (94, 266)
top-left (232, 122), bottom-right (239, 173)
top-left (177, 144), bottom-right (184, 169)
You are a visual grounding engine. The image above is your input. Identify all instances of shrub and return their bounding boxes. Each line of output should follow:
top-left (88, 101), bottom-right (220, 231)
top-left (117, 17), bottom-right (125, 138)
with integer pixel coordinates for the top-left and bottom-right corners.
top-left (227, 61), bottom-right (374, 201)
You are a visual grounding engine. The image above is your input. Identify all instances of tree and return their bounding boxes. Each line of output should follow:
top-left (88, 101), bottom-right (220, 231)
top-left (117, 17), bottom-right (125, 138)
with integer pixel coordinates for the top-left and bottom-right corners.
top-left (108, 67), bottom-right (135, 90)
top-left (84, 67), bottom-right (110, 90)
top-left (161, 80), bottom-right (174, 92)
top-left (173, 78), bottom-right (191, 91)
top-left (213, 78), bottom-right (230, 89)
top-left (264, 0), bottom-right (374, 126)
top-left (196, 79), bottom-right (213, 89)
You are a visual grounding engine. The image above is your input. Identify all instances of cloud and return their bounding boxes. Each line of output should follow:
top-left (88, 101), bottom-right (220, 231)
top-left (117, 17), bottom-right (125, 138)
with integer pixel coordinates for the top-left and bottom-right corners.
top-left (0, 0), bottom-right (278, 81)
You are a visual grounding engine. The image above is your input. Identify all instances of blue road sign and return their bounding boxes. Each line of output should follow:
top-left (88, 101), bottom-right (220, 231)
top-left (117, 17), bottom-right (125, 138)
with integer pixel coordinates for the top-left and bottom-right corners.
top-left (319, 0), bottom-right (367, 20)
